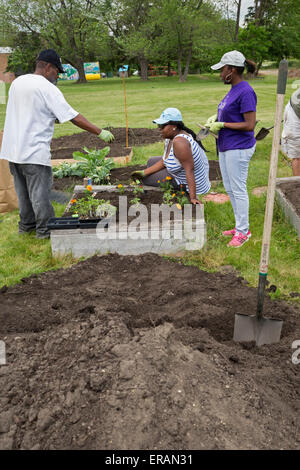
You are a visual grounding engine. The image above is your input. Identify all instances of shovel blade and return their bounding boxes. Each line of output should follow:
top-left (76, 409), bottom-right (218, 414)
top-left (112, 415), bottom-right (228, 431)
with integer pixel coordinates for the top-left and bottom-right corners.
top-left (196, 128), bottom-right (210, 140)
top-left (233, 313), bottom-right (283, 347)
top-left (255, 128), bottom-right (270, 141)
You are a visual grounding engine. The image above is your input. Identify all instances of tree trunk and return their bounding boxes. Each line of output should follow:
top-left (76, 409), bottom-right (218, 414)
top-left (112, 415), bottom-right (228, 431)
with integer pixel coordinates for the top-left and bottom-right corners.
top-left (178, 49), bottom-right (183, 82)
top-left (139, 57), bottom-right (148, 80)
top-left (182, 45), bottom-right (193, 82)
top-left (167, 62), bottom-right (172, 77)
top-left (75, 61), bottom-right (87, 83)
top-left (234, 0), bottom-right (242, 41)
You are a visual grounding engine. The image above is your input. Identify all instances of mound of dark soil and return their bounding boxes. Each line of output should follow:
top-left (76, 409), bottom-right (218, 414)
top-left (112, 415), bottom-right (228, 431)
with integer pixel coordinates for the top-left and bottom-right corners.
top-left (0, 254), bottom-right (299, 450)
top-left (51, 128), bottom-right (162, 160)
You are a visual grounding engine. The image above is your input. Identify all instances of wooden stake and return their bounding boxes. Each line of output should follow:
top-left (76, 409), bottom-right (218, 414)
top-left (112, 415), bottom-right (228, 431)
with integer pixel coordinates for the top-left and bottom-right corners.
top-left (122, 74), bottom-right (129, 148)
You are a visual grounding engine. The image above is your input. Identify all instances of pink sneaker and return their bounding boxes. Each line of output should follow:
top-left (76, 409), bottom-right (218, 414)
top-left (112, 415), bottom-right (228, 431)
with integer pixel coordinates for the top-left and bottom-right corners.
top-left (222, 228), bottom-right (236, 237)
top-left (228, 231), bottom-right (251, 248)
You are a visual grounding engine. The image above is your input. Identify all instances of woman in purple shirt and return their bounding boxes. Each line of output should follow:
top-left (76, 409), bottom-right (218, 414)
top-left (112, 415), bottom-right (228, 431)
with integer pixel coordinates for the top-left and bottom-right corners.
top-left (206, 50), bottom-right (257, 248)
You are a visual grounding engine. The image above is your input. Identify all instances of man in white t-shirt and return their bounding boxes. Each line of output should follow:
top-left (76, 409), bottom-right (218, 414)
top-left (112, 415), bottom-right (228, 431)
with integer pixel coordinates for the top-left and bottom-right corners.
top-left (0, 49), bottom-right (114, 238)
top-left (281, 87), bottom-right (300, 177)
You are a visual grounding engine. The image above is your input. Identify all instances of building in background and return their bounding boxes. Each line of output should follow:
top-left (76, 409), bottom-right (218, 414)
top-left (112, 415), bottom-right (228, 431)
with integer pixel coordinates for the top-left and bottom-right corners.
top-left (0, 48), bottom-right (15, 83)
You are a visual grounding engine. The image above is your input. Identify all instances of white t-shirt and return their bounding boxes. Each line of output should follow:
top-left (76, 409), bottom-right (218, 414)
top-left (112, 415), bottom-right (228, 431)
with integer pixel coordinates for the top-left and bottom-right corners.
top-left (281, 101), bottom-right (300, 158)
top-left (0, 74), bottom-right (79, 167)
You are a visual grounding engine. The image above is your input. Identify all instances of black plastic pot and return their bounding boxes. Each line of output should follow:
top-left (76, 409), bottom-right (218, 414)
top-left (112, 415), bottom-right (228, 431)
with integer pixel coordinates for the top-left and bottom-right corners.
top-left (47, 217), bottom-right (108, 230)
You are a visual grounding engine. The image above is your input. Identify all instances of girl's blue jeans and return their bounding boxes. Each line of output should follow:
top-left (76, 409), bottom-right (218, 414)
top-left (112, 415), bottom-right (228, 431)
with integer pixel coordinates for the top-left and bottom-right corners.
top-left (218, 145), bottom-right (256, 235)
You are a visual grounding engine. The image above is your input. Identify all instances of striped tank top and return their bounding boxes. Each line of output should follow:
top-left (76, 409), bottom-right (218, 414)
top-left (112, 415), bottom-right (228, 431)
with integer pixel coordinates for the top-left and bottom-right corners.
top-left (163, 133), bottom-right (211, 195)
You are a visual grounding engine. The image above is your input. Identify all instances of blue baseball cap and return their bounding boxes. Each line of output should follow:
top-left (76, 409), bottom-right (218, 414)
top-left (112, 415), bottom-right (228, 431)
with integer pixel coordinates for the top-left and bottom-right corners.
top-left (153, 108), bottom-right (183, 125)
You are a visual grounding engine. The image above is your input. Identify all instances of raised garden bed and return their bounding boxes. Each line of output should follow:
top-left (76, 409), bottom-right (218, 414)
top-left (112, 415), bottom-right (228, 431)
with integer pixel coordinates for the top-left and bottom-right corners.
top-left (276, 176), bottom-right (300, 238)
top-left (52, 160), bottom-right (222, 192)
top-left (51, 127), bottom-right (162, 163)
top-left (49, 185), bottom-right (206, 257)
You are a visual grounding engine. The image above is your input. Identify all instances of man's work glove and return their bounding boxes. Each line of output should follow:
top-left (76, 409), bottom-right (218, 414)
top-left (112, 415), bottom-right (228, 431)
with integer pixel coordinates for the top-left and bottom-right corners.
top-left (130, 170), bottom-right (145, 181)
top-left (204, 114), bottom-right (218, 127)
top-left (207, 121), bottom-right (225, 134)
top-left (99, 129), bottom-right (115, 142)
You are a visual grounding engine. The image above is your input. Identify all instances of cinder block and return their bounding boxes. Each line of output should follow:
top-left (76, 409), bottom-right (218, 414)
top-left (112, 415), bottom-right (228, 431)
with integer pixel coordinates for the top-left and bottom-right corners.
top-left (276, 176), bottom-right (300, 238)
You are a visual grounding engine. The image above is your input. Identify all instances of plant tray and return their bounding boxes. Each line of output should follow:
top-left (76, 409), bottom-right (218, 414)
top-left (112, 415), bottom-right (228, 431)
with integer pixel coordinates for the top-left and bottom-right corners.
top-left (47, 217), bottom-right (107, 230)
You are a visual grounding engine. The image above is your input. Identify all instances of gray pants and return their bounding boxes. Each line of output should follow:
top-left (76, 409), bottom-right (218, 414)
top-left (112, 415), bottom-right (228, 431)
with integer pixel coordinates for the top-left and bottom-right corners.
top-left (9, 163), bottom-right (55, 238)
top-left (143, 156), bottom-right (172, 186)
top-left (143, 156), bottom-right (186, 191)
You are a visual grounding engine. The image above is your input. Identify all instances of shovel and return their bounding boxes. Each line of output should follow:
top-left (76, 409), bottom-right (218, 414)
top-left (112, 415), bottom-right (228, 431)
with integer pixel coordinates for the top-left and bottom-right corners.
top-left (197, 124), bottom-right (218, 140)
top-left (234, 59), bottom-right (288, 347)
top-left (255, 120), bottom-right (283, 141)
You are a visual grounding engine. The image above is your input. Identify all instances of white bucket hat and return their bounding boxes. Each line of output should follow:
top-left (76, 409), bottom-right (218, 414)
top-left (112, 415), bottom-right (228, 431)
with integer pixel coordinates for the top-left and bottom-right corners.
top-left (290, 87), bottom-right (300, 120)
top-left (211, 50), bottom-right (246, 70)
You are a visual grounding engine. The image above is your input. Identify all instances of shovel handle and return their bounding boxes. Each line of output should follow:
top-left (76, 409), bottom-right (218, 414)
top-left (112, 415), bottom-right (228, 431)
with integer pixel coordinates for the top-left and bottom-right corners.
top-left (257, 60), bottom-right (288, 315)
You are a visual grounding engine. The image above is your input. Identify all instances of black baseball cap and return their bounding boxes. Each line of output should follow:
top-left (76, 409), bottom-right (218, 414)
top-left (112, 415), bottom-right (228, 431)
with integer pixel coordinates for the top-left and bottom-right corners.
top-left (37, 49), bottom-right (65, 74)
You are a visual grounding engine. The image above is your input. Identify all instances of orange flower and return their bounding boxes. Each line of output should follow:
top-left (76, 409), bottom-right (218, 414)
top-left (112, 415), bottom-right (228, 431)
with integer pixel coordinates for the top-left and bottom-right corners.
top-left (181, 191), bottom-right (185, 195)
top-left (166, 176), bottom-right (172, 181)
top-left (86, 185), bottom-right (92, 191)
top-left (118, 184), bottom-right (123, 188)
top-left (70, 199), bottom-right (77, 204)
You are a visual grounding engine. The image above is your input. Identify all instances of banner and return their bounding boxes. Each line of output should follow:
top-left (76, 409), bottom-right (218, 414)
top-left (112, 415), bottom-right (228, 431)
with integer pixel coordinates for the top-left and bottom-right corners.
top-left (59, 62), bottom-right (100, 81)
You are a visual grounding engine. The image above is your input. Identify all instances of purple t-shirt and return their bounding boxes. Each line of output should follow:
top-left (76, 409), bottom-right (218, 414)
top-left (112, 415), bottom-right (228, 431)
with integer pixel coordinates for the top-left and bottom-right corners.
top-left (217, 81), bottom-right (257, 152)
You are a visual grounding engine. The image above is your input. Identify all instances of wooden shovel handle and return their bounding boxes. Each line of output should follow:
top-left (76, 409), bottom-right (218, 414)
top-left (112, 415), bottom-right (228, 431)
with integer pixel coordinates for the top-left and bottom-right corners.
top-left (257, 60), bottom-right (288, 316)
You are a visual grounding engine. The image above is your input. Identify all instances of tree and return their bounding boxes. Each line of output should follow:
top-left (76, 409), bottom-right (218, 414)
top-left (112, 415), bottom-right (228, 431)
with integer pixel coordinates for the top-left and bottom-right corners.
top-left (244, 0), bottom-right (300, 63)
top-left (98, 0), bottom-right (159, 81)
top-left (0, 0), bottom-right (106, 83)
top-left (238, 23), bottom-right (272, 73)
top-left (6, 32), bottom-right (42, 75)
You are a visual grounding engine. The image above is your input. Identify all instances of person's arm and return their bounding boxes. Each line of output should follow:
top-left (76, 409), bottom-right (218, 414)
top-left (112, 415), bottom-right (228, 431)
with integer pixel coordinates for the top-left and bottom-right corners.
top-left (172, 138), bottom-right (201, 205)
top-left (143, 158), bottom-right (165, 176)
top-left (70, 113), bottom-right (101, 135)
top-left (223, 111), bottom-right (256, 132)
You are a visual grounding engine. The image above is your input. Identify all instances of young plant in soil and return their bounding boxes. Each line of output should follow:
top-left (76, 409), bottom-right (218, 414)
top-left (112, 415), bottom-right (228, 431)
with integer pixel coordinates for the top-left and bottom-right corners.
top-left (117, 184), bottom-right (125, 194)
top-left (53, 147), bottom-right (115, 184)
top-left (159, 179), bottom-right (191, 209)
top-left (69, 186), bottom-right (116, 219)
top-left (130, 197), bottom-right (141, 206)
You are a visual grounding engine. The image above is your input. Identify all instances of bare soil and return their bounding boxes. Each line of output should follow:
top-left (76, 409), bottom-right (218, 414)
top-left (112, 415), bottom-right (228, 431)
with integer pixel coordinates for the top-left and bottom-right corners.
top-left (0, 254), bottom-right (299, 450)
top-left (52, 161), bottom-right (221, 192)
top-left (279, 181), bottom-right (300, 216)
top-left (50, 128), bottom-right (162, 160)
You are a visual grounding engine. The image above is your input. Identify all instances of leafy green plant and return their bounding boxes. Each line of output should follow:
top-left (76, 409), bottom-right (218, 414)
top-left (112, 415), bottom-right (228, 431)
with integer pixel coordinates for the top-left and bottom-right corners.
top-left (158, 177), bottom-right (175, 206)
top-left (130, 197), bottom-right (141, 206)
top-left (52, 147), bottom-right (115, 183)
top-left (117, 184), bottom-right (125, 194)
top-left (69, 186), bottom-right (117, 219)
top-left (73, 146), bottom-right (112, 174)
top-left (176, 190), bottom-right (190, 207)
top-left (70, 193), bottom-right (100, 219)
top-left (131, 180), bottom-right (145, 196)
top-left (52, 162), bottom-right (80, 178)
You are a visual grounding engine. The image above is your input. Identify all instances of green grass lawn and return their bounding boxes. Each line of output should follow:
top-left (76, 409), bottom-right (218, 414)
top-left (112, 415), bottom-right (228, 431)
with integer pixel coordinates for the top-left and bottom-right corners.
top-left (0, 74), bottom-right (299, 302)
